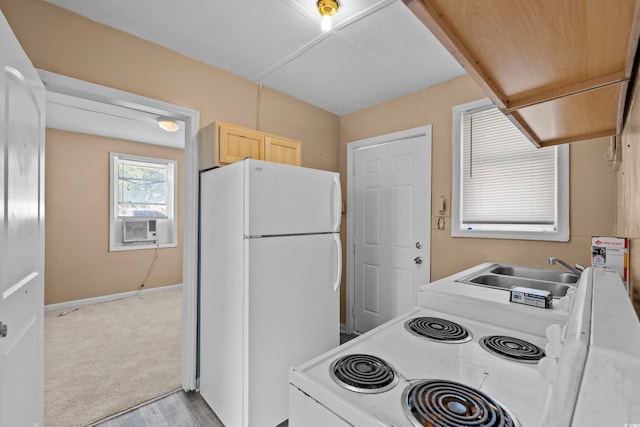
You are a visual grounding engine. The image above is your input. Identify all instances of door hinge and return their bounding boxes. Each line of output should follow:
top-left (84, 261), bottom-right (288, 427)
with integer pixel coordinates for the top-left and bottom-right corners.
top-left (0, 322), bottom-right (7, 338)
top-left (351, 306), bottom-right (356, 318)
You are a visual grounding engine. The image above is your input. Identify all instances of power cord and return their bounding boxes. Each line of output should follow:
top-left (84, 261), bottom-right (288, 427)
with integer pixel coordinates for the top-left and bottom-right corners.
top-left (58, 307), bottom-right (81, 317)
top-left (139, 240), bottom-right (160, 289)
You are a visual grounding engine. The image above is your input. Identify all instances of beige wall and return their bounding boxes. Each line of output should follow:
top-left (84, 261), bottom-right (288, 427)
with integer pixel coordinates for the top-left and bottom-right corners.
top-left (0, 0), bottom-right (339, 174)
top-left (1, 1), bottom-right (623, 318)
top-left (45, 130), bottom-right (184, 304)
top-left (1, 0), bottom-right (340, 304)
top-left (340, 75), bottom-right (618, 283)
top-left (618, 74), bottom-right (640, 317)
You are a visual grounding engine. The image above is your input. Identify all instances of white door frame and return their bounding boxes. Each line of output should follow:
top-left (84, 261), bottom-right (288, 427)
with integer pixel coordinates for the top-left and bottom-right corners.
top-left (345, 125), bottom-right (432, 334)
top-left (37, 70), bottom-right (199, 390)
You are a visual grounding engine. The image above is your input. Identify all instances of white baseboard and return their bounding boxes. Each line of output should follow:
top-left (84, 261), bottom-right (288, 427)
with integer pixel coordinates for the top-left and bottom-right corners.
top-left (45, 283), bottom-right (183, 312)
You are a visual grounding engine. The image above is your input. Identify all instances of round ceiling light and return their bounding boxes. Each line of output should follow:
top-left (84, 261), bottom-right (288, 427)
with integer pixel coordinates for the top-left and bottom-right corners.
top-left (317, 0), bottom-right (339, 32)
top-left (157, 118), bottom-right (180, 132)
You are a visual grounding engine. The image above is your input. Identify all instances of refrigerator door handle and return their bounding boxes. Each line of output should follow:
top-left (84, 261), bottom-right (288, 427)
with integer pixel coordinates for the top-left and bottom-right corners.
top-left (332, 233), bottom-right (342, 292)
top-left (332, 174), bottom-right (341, 232)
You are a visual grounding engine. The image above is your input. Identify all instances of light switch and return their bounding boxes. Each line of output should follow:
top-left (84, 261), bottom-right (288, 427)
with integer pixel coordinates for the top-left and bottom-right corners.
top-left (438, 196), bottom-right (446, 213)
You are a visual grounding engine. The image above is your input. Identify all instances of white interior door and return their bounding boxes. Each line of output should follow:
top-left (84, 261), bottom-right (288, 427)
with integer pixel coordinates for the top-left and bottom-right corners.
top-left (0, 11), bottom-right (46, 427)
top-left (349, 127), bottom-right (431, 334)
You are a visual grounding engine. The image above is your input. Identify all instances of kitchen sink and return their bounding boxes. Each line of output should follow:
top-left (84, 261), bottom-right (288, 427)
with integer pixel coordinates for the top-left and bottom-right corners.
top-left (456, 263), bottom-right (579, 298)
top-left (490, 265), bottom-right (579, 284)
top-left (468, 274), bottom-right (572, 297)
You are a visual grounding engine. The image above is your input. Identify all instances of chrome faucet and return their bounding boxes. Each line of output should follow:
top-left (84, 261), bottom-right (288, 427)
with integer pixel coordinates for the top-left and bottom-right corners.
top-left (548, 257), bottom-right (582, 275)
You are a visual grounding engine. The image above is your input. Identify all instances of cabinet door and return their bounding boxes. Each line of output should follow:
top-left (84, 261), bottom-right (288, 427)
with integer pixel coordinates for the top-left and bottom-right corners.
top-left (219, 122), bottom-right (263, 164)
top-left (264, 135), bottom-right (301, 166)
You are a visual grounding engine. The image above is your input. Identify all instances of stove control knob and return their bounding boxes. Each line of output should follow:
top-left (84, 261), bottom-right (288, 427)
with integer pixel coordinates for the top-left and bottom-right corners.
top-left (545, 340), bottom-right (563, 358)
top-left (538, 356), bottom-right (558, 384)
top-left (558, 296), bottom-right (573, 312)
top-left (545, 324), bottom-right (563, 341)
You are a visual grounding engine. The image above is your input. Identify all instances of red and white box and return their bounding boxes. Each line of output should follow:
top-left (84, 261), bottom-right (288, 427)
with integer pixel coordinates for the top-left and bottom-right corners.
top-left (591, 236), bottom-right (629, 293)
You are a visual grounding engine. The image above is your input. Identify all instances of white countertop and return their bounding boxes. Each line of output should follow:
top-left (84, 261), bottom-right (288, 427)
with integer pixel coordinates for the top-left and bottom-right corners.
top-left (418, 262), bottom-right (571, 337)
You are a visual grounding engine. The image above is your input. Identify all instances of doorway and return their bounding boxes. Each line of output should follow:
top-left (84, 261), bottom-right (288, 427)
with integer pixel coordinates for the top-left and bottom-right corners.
top-left (38, 71), bottom-right (199, 389)
top-left (346, 126), bottom-right (432, 334)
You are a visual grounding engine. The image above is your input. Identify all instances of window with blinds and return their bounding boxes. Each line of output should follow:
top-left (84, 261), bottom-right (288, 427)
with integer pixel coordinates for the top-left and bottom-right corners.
top-left (451, 99), bottom-right (569, 241)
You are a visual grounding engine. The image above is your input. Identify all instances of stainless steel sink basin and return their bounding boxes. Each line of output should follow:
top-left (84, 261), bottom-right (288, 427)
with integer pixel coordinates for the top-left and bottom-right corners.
top-left (455, 263), bottom-right (579, 298)
top-left (490, 265), bottom-right (579, 284)
top-left (468, 274), bottom-right (571, 297)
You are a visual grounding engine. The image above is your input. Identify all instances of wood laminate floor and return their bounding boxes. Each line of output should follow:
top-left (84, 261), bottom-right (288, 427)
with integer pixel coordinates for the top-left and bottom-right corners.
top-left (93, 333), bottom-right (358, 427)
top-left (94, 390), bottom-right (290, 427)
top-left (92, 390), bottom-right (223, 427)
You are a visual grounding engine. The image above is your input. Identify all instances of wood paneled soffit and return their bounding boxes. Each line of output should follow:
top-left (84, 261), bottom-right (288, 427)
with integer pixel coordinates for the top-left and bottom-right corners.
top-left (404, 0), bottom-right (640, 147)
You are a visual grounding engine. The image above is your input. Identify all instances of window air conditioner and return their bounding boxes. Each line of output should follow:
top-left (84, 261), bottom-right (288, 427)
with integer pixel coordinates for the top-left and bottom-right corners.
top-left (122, 218), bottom-right (157, 243)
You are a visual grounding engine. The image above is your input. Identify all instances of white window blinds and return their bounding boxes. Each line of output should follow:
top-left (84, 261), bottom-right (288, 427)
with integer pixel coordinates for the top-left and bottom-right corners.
top-left (460, 105), bottom-right (558, 230)
top-left (452, 99), bottom-right (569, 241)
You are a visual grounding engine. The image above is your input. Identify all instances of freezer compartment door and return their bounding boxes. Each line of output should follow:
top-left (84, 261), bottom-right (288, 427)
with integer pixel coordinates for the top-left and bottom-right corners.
top-left (244, 159), bottom-right (341, 236)
top-left (246, 233), bottom-right (341, 426)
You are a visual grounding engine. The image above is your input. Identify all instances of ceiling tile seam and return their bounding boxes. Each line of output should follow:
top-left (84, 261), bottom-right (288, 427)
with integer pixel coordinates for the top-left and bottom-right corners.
top-left (280, 0), bottom-right (323, 24)
top-left (250, 32), bottom-right (330, 83)
top-left (251, 0), bottom-right (399, 83)
top-left (331, 30), bottom-right (422, 93)
top-left (335, 0), bottom-right (398, 29)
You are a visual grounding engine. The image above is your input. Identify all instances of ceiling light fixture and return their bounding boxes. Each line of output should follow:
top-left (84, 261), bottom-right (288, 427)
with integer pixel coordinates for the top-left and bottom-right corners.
top-left (157, 117), bottom-right (180, 132)
top-left (317, 0), bottom-right (339, 32)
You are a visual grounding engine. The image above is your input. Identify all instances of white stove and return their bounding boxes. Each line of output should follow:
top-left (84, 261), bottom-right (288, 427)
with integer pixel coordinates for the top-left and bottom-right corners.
top-left (289, 306), bottom-right (550, 426)
top-left (289, 265), bottom-right (640, 426)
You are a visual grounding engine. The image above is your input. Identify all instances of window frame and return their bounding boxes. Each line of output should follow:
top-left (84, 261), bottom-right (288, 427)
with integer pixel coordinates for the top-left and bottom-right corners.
top-left (451, 98), bottom-right (570, 242)
top-left (109, 152), bottom-right (178, 251)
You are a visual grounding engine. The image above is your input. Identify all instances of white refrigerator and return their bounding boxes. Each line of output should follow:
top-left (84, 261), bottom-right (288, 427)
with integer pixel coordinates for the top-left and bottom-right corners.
top-left (199, 159), bottom-right (342, 427)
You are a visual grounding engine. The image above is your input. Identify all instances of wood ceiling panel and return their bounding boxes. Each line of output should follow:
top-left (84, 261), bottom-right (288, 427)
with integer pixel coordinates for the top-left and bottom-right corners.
top-left (425, 0), bottom-right (637, 98)
top-left (513, 83), bottom-right (624, 146)
top-left (404, 0), bottom-right (640, 146)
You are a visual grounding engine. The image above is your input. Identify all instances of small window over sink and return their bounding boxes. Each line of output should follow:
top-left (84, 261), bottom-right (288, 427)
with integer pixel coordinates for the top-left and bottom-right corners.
top-left (451, 99), bottom-right (569, 241)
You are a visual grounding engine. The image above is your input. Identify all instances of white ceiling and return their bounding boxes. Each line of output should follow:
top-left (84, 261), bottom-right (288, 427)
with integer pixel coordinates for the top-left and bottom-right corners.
top-left (44, 0), bottom-right (466, 116)
top-left (46, 91), bottom-right (186, 148)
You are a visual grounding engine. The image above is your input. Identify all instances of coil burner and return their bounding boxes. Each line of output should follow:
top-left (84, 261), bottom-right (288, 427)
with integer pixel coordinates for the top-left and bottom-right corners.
top-left (405, 317), bottom-right (472, 343)
top-left (403, 379), bottom-right (521, 427)
top-left (329, 354), bottom-right (398, 394)
top-left (479, 335), bottom-right (545, 364)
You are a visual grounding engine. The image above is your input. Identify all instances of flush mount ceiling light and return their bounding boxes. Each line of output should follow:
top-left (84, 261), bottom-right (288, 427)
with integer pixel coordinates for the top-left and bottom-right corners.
top-left (157, 117), bottom-right (179, 132)
top-left (317, 0), bottom-right (339, 32)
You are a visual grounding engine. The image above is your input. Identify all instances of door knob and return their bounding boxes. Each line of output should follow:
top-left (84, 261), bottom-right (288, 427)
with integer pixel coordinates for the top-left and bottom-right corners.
top-left (0, 322), bottom-right (7, 339)
top-left (414, 257), bottom-right (423, 265)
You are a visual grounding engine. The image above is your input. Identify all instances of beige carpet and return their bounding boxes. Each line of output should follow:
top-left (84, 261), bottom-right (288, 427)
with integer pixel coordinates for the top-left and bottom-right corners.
top-left (45, 288), bottom-right (182, 427)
